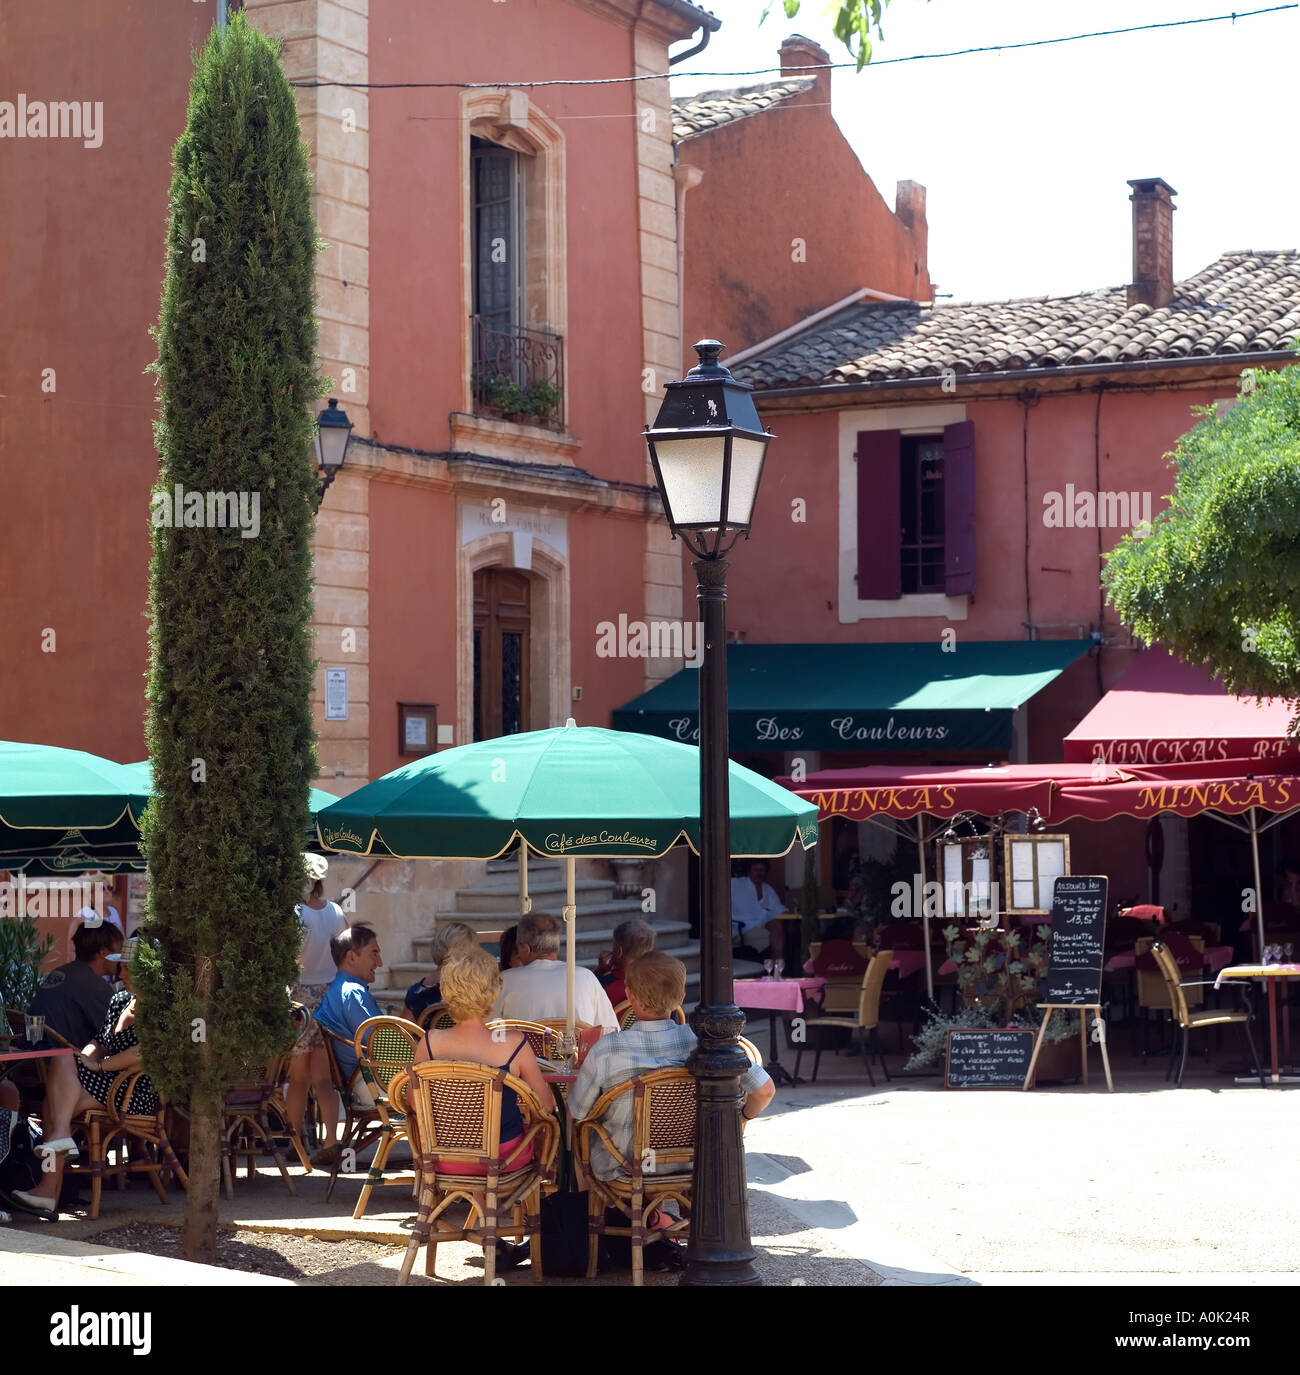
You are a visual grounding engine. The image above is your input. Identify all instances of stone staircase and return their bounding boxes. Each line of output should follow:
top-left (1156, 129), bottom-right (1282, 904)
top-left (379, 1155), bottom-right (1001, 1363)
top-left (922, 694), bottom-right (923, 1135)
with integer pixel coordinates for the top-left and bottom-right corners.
top-left (374, 856), bottom-right (742, 1011)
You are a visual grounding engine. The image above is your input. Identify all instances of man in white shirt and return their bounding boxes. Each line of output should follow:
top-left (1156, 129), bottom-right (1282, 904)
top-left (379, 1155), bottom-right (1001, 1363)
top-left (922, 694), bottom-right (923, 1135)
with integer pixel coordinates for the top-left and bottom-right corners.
top-left (730, 859), bottom-right (786, 959)
top-left (491, 912), bottom-right (619, 1033)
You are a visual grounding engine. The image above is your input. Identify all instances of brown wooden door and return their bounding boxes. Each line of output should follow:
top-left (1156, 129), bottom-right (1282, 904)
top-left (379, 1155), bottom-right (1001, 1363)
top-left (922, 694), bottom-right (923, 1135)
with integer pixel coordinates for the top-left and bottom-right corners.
top-left (473, 569), bottom-right (531, 741)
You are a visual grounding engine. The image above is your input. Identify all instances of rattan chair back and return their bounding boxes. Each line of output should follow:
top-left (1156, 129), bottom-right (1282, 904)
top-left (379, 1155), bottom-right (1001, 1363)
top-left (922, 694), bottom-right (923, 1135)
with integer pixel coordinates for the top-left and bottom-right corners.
top-left (417, 1003), bottom-right (457, 1031)
top-left (488, 1018), bottom-right (563, 1059)
top-left (1138, 936), bottom-right (1204, 1013)
top-left (1150, 940), bottom-right (1195, 1027)
top-left (858, 948), bottom-right (895, 1030)
top-left (354, 1015), bottom-right (421, 1103)
top-left (608, 1004), bottom-right (686, 1031)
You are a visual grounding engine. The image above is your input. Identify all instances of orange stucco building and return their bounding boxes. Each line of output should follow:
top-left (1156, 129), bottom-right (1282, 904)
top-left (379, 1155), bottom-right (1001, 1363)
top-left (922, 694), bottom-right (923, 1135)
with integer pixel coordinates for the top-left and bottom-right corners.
top-left (1, 0), bottom-right (722, 975)
top-left (675, 35), bottom-right (932, 362)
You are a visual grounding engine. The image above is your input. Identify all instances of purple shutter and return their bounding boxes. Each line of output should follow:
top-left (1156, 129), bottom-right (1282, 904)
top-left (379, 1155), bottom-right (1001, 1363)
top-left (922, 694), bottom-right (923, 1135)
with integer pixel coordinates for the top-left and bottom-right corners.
top-left (943, 420), bottom-right (976, 597)
top-left (856, 430), bottom-right (901, 600)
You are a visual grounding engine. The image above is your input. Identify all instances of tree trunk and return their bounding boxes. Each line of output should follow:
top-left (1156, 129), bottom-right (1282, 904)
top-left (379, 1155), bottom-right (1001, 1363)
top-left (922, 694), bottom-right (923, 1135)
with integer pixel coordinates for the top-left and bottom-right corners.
top-left (182, 1095), bottom-right (222, 1264)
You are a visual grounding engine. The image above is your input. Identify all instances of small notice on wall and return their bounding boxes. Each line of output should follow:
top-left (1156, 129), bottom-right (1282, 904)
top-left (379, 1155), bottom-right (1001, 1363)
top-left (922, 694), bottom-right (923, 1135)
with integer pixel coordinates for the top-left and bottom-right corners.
top-left (325, 668), bottom-right (349, 721)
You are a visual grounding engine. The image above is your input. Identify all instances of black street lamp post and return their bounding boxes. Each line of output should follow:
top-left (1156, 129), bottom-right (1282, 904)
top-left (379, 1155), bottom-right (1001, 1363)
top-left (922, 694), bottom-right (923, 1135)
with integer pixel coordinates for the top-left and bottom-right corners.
top-left (644, 339), bottom-right (772, 1286)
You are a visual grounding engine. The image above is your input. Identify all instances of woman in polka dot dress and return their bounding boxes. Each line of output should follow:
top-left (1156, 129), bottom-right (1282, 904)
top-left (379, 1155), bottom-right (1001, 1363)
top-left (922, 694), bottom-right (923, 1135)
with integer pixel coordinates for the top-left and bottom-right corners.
top-left (74, 959), bottom-right (159, 1117)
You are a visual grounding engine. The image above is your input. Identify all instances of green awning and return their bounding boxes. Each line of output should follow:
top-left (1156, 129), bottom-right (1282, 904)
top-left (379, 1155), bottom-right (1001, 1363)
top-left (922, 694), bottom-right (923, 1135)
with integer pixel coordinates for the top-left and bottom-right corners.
top-left (611, 640), bottom-right (1090, 753)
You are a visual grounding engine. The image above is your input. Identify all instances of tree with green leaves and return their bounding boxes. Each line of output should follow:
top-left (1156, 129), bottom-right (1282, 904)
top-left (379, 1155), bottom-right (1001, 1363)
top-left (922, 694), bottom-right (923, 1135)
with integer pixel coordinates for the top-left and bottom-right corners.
top-left (138, 11), bottom-right (322, 1264)
top-left (763, 0), bottom-right (905, 70)
top-left (1103, 359), bottom-right (1300, 701)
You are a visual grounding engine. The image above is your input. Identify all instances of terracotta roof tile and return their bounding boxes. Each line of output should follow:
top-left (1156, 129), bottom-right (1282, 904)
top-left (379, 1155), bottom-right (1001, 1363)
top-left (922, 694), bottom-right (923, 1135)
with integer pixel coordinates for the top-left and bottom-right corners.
top-left (734, 253), bottom-right (1300, 390)
top-left (671, 76), bottom-right (818, 143)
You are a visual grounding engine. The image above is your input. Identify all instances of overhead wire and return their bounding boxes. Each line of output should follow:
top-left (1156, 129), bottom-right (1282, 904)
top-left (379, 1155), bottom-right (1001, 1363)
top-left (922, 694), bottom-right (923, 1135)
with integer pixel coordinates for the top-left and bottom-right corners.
top-left (288, 5), bottom-right (1296, 89)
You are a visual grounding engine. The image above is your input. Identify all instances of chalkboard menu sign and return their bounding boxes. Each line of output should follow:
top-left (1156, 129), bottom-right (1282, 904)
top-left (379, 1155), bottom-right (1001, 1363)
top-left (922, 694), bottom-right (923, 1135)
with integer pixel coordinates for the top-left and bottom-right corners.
top-left (944, 1029), bottom-right (1037, 1089)
top-left (1042, 875), bottom-right (1109, 1006)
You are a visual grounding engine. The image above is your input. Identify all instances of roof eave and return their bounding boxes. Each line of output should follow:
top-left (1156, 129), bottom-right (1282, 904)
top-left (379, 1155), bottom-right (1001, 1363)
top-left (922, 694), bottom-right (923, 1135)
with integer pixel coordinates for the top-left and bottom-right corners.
top-left (649, 0), bottom-right (721, 35)
top-left (747, 348), bottom-right (1300, 405)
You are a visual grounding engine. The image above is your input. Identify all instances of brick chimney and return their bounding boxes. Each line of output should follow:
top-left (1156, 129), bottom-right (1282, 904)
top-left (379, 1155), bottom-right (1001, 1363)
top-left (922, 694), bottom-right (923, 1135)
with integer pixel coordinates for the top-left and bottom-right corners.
top-left (779, 33), bottom-right (830, 103)
top-left (1127, 178), bottom-right (1177, 309)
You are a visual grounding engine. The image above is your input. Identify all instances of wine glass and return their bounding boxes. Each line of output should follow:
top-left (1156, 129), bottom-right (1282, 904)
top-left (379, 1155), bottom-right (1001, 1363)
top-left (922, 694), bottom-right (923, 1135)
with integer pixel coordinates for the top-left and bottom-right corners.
top-left (774, 959), bottom-right (786, 980)
top-left (762, 959), bottom-right (774, 980)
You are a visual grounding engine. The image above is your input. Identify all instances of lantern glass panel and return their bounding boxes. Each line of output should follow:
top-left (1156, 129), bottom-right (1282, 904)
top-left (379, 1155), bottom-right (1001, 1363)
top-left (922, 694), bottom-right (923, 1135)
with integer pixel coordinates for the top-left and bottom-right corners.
top-left (653, 433), bottom-right (729, 528)
top-left (723, 434), bottom-right (767, 528)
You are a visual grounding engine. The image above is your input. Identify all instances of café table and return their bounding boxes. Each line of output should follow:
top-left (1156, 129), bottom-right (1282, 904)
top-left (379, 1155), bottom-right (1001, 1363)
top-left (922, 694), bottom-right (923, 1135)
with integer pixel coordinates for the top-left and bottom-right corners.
top-left (1214, 963), bottom-right (1300, 1085)
top-left (733, 977), bottom-right (825, 1087)
top-left (0, 1047), bottom-right (77, 1063)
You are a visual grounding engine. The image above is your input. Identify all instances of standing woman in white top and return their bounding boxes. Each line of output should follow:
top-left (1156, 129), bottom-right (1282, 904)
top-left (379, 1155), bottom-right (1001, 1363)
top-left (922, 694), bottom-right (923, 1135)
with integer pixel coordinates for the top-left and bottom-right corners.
top-left (287, 855), bottom-right (347, 1157)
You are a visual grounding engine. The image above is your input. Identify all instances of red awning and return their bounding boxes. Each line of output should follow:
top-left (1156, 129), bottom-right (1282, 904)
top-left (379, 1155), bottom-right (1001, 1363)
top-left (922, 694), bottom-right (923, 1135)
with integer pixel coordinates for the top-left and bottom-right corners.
top-left (1050, 763), bottom-right (1300, 823)
top-left (785, 762), bottom-right (1131, 823)
top-left (785, 757), bottom-right (1300, 826)
top-left (1063, 648), bottom-right (1298, 766)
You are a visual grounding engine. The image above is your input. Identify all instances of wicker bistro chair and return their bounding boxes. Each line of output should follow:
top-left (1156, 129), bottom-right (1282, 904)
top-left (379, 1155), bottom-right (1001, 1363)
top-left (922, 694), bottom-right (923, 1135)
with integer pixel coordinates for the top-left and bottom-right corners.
top-left (1149, 940), bottom-right (1265, 1088)
top-left (1135, 935), bottom-right (1205, 1058)
top-left (793, 949), bottom-right (893, 1086)
top-left (321, 1027), bottom-right (390, 1203)
top-left (387, 1062), bottom-right (560, 1286)
top-left (349, 1015), bottom-right (422, 1219)
top-left (573, 1067), bottom-right (696, 1286)
top-left (416, 1003), bottom-right (456, 1032)
top-left (610, 1003), bottom-right (687, 1031)
top-left (61, 1068), bottom-right (188, 1221)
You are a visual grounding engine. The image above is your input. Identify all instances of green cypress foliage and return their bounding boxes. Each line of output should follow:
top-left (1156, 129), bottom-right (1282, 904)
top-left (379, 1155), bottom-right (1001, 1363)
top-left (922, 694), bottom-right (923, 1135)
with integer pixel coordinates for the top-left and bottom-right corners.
top-left (138, 12), bottom-right (322, 1117)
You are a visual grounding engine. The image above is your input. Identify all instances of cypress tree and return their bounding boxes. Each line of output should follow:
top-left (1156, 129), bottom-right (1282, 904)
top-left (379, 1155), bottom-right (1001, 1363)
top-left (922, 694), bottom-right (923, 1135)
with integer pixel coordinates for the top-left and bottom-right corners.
top-left (138, 11), bottom-right (322, 1263)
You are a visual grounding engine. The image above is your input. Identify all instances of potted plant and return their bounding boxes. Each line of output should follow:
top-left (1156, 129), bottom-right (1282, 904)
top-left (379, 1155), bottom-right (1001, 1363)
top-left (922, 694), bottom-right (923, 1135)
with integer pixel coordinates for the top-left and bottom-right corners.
top-left (0, 909), bottom-right (56, 1044)
top-left (523, 378), bottom-right (562, 427)
top-left (904, 922), bottom-right (1082, 1082)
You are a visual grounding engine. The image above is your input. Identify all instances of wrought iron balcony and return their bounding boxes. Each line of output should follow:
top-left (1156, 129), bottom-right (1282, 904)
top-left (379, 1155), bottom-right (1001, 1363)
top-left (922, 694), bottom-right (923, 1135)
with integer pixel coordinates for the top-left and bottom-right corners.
top-left (471, 316), bottom-right (565, 432)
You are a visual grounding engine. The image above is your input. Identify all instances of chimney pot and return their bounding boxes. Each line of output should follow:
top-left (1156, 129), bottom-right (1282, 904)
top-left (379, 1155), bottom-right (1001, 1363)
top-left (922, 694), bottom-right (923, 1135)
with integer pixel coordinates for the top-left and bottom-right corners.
top-left (1127, 177), bottom-right (1177, 310)
top-left (779, 33), bottom-right (831, 101)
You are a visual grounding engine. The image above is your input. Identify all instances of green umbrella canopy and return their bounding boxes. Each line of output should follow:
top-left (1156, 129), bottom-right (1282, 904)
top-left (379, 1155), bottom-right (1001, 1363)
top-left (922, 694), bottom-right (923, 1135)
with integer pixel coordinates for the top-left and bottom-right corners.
top-left (315, 723), bottom-right (819, 860)
top-left (0, 741), bottom-right (152, 835)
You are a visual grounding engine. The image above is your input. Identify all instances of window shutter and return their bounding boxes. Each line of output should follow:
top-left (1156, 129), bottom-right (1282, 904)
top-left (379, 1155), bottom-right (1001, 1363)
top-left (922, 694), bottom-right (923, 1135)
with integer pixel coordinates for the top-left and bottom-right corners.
top-left (856, 430), bottom-right (901, 600)
top-left (943, 419), bottom-right (976, 597)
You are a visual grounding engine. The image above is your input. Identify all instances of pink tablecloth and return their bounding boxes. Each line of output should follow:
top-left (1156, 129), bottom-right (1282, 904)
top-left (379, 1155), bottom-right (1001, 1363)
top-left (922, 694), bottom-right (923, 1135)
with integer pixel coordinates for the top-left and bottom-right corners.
top-left (733, 977), bottom-right (825, 1014)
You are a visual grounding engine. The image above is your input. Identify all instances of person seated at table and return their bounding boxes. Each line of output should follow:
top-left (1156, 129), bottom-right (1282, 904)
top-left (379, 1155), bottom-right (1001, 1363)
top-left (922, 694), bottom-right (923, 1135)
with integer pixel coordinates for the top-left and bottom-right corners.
top-left (414, 946), bottom-right (556, 1270)
top-left (596, 918), bottom-right (655, 1007)
top-left (498, 925), bottom-right (522, 973)
top-left (23, 922), bottom-right (122, 1165)
top-left (12, 952), bottom-right (157, 1219)
top-left (492, 913), bottom-right (620, 1033)
top-left (731, 860), bottom-right (786, 962)
top-left (0, 1079), bottom-right (26, 1222)
top-left (568, 952), bottom-right (774, 1268)
top-left (404, 920), bottom-right (477, 1022)
top-left (312, 925), bottom-right (384, 1165)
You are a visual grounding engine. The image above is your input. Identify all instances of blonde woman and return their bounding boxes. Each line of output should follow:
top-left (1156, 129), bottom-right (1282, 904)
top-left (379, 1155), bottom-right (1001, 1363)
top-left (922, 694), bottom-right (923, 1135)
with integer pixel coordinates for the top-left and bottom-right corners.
top-left (404, 919), bottom-right (477, 1022)
top-left (287, 855), bottom-right (346, 1166)
top-left (413, 946), bottom-right (556, 1270)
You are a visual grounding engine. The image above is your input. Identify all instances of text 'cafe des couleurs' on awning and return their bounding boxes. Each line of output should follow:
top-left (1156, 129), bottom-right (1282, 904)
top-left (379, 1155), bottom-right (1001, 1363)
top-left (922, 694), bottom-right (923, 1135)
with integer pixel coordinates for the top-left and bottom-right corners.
top-left (614, 642), bottom-right (1300, 942)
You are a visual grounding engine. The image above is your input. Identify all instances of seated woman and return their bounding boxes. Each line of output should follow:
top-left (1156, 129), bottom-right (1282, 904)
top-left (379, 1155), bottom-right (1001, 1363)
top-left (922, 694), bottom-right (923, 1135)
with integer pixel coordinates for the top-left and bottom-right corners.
top-left (404, 920), bottom-right (478, 1022)
top-left (412, 946), bottom-right (556, 1173)
top-left (11, 955), bottom-right (157, 1218)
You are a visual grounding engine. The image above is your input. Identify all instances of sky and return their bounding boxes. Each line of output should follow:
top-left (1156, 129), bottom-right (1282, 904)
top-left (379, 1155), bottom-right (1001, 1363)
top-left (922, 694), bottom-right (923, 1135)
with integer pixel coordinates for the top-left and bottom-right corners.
top-left (668, 0), bottom-right (1299, 303)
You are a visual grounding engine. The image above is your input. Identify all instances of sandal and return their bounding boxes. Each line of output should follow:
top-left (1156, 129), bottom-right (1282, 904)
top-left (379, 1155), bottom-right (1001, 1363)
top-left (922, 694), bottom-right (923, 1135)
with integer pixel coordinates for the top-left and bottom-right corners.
top-left (6, 1189), bottom-right (59, 1221)
top-left (35, 1137), bottom-right (79, 1158)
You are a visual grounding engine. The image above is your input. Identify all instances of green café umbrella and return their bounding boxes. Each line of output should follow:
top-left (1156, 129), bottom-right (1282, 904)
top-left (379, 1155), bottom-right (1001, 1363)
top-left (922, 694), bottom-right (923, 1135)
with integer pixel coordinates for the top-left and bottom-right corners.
top-left (315, 721), bottom-right (818, 1042)
top-left (0, 741), bottom-right (152, 847)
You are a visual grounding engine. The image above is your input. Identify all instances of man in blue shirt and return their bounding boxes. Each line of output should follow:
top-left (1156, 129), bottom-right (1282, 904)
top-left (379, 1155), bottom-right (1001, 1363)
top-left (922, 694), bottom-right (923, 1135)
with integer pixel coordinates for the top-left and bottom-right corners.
top-left (312, 925), bottom-right (384, 1165)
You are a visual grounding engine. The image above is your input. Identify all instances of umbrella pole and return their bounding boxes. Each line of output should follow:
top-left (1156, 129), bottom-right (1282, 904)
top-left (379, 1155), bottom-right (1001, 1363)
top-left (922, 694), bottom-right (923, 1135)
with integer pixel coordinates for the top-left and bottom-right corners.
top-left (565, 856), bottom-right (577, 1047)
top-left (917, 818), bottom-right (934, 1001)
top-left (518, 843), bottom-right (532, 917)
top-left (1251, 807), bottom-right (1265, 963)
